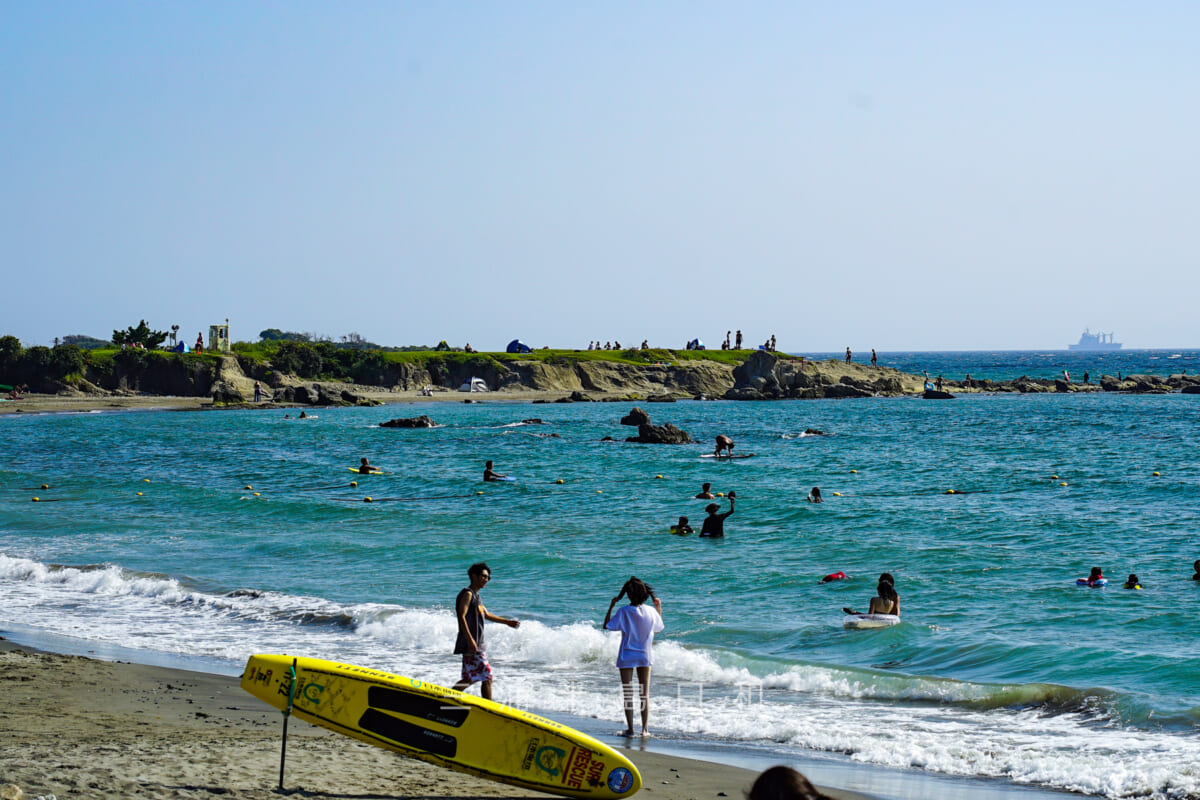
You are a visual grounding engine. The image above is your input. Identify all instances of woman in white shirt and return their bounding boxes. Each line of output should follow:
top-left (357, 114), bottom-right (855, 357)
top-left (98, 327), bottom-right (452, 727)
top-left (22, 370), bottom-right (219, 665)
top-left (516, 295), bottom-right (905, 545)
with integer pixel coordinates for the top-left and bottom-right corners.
top-left (603, 577), bottom-right (665, 737)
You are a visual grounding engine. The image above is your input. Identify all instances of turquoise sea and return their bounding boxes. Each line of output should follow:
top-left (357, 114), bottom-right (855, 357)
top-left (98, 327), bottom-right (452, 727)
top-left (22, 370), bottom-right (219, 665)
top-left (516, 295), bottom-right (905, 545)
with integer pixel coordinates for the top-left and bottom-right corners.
top-left (3, 350), bottom-right (1199, 799)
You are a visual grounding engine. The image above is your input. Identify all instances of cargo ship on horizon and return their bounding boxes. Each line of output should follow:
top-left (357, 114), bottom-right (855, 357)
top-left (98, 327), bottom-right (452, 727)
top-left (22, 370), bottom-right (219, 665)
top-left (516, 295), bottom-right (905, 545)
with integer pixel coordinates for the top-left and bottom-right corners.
top-left (1068, 329), bottom-right (1122, 351)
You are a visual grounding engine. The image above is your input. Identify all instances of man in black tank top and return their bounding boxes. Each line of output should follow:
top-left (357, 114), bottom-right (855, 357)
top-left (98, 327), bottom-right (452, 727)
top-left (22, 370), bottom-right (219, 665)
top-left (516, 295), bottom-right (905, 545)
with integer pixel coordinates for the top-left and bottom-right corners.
top-left (452, 562), bottom-right (520, 700)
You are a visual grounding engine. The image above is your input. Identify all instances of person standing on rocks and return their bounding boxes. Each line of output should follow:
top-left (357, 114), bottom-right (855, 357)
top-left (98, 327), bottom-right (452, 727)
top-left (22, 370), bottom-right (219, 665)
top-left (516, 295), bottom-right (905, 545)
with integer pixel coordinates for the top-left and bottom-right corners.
top-left (871, 349), bottom-right (877, 368)
top-left (845, 347), bottom-right (852, 363)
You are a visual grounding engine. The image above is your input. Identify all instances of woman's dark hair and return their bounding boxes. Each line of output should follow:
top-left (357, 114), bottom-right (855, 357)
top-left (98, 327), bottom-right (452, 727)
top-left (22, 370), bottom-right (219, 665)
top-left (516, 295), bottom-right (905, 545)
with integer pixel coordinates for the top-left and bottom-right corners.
top-left (747, 766), bottom-right (828, 800)
top-left (621, 576), bottom-right (654, 605)
top-left (468, 562), bottom-right (491, 578)
top-left (1089, 566), bottom-right (1103, 578)
top-left (878, 572), bottom-right (894, 586)
top-left (877, 581), bottom-right (898, 602)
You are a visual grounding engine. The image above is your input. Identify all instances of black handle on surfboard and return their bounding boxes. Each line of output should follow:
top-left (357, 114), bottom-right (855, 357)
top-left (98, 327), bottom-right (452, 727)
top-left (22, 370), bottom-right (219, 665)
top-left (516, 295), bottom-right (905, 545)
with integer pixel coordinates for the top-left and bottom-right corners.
top-left (279, 657), bottom-right (297, 791)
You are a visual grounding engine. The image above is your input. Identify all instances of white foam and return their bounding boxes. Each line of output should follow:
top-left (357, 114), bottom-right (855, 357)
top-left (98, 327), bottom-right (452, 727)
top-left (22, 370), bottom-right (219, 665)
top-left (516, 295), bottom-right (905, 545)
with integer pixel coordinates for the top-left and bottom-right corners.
top-left (3, 551), bottom-right (1199, 799)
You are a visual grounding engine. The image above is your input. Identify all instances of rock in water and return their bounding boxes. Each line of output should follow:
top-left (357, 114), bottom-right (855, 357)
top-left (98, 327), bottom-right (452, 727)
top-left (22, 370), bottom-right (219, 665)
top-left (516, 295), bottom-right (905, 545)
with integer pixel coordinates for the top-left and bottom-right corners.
top-left (380, 415), bottom-right (437, 428)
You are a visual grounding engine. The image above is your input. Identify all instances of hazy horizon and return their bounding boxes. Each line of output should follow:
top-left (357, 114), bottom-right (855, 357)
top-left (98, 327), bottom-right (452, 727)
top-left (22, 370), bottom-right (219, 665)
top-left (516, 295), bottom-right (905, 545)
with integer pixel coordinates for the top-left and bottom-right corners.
top-left (4, 3), bottom-right (1197, 351)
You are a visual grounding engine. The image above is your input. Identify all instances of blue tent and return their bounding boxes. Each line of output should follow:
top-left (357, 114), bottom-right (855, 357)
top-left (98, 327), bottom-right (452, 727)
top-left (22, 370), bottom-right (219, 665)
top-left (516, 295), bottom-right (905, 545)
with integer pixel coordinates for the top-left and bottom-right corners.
top-left (506, 339), bottom-right (532, 354)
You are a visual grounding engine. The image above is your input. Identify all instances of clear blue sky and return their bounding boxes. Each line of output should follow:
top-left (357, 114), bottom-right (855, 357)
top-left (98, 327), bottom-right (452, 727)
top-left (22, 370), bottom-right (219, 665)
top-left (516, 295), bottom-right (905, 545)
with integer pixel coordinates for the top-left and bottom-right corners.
top-left (3, 2), bottom-right (1197, 351)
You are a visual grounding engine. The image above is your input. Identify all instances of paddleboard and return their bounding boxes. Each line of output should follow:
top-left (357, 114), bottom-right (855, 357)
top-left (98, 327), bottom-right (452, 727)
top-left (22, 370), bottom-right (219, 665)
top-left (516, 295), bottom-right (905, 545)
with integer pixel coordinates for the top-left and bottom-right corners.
top-left (843, 613), bottom-right (900, 629)
top-left (241, 654), bottom-right (640, 799)
top-left (699, 453), bottom-right (756, 459)
top-left (348, 467), bottom-right (385, 475)
top-left (486, 475), bottom-right (517, 482)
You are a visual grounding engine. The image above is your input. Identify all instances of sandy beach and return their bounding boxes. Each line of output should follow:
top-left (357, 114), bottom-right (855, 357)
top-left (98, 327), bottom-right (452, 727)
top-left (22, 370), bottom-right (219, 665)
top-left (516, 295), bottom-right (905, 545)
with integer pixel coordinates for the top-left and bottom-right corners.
top-left (0, 640), bottom-right (868, 800)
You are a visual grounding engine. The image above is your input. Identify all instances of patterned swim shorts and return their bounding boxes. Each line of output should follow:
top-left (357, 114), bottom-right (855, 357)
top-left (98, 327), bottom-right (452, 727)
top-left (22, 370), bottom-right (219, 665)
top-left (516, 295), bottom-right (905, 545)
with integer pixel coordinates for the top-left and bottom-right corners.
top-left (461, 651), bottom-right (493, 684)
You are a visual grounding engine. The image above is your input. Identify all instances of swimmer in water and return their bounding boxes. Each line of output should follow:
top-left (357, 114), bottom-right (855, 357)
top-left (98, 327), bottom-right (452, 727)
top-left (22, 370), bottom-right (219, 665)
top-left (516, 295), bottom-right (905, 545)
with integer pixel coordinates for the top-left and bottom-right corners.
top-left (698, 491), bottom-right (736, 537)
top-left (670, 516), bottom-right (694, 535)
top-left (1123, 574), bottom-right (1142, 590)
top-left (695, 482), bottom-right (715, 499)
top-left (1193, 559), bottom-right (1200, 581)
top-left (1084, 566), bottom-right (1105, 586)
top-left (807, 486), bottom-right (822, 503)
top-left (483, 460), bottom-right (506, 482)
top-left (358, 457), bottom-right (382, 474)
top-left (844, 574), bottom-right (899, 617)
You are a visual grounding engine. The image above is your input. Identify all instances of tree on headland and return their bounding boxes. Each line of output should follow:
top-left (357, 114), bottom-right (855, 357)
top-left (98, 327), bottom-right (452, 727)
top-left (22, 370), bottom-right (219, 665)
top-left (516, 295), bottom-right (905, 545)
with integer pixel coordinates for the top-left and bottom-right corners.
top-left (62, 334), bottom-right (111, 350)
top-left (112, 320), bottom-right (169, 349)
top-left (259, 328), bottom-right (311, 342)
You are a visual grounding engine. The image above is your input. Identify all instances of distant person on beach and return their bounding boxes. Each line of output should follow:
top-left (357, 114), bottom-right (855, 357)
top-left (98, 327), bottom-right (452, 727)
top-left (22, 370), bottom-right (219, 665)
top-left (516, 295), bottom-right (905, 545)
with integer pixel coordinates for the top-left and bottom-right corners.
top-left (807, 487), bottom-right (822, 503)
top-left (699, 492), bottom-right (736, 537)
top-left (483, 460), bottom-right (506, 482)
top-left (871, 349), bottom-right (877, 367)
top-left (695, 483), bottom-right (715, 499)
top-left (253, 382), bottom-right (262, 402)
top-left (670, 516), bottom-right (694, 534)
top-left (714, 435), bottom-right (735, 457)
top-left (1124, 574), bottom-right (1142, 590)
top-left (603, 576), bottom-right (664, 737)
top-left (452, 562), bottom-right (519, 700)
top-left (358, 457), bottom-right (381, 474)
top-left (748, 765), bottom-right (832, 800)
top-left (845, 347), bottom-right (852, 363)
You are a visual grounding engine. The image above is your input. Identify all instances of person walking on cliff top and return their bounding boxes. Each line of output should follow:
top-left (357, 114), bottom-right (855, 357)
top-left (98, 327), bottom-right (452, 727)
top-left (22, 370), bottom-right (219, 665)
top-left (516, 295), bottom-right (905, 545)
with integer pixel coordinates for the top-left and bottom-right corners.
top-left (735, 330), bottom-right (743, 349)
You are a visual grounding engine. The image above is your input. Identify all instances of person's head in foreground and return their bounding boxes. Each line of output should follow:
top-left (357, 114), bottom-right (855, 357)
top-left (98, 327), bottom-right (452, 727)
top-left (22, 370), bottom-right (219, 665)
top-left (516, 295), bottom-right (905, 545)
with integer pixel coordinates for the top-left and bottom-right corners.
top-left (747, 766), bottom-right (830, 800)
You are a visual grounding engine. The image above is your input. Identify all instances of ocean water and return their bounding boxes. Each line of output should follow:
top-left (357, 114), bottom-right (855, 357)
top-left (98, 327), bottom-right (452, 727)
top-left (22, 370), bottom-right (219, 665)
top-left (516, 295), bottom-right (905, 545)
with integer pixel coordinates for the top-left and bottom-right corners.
top-left (3, 350), bottom-right (1199, 799)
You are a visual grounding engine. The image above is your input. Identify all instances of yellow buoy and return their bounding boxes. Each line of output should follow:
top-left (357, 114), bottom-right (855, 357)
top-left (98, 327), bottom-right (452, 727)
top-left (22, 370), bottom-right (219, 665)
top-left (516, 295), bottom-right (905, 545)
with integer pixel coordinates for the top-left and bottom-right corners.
top-left (476, 491), bottom-right (484, 495)
top-left (1050, 474), bottom-right (1058, 480)
top-left (833, 492), bottom-right (843, 496)
top-left (136, 492), bottom-right (144, 496)
top-left (1152, 471), bottom-right (1161, 476)
top-left (244, 485), bottom-right (253, 490)
top-left (555, 479), bottom-right (564, 484)
top-left (596, 490), bottom-right (603, 493)
top-left (364, 497), bottom-right (373, 503)
top-left (253, 492), bottom-right (261, 496)
top-left (850, 470), bottom-right (858, 474)
top-left (716, 492), bottom-right (725, 497)
top-left (350, 481), bottom-right (358, 487)
top-left (655, 474), bottom-right (664, 479)
top-left (1059, 482), bottom-right (1068, 487)
top-left (945, 489), bottom-right (956, 494)
top-left (32, 497), bottom-right (39, 502)
top-left (40, 484), bottom-right (49, 490)
top-left (143, 478), bottom-right (150, 483)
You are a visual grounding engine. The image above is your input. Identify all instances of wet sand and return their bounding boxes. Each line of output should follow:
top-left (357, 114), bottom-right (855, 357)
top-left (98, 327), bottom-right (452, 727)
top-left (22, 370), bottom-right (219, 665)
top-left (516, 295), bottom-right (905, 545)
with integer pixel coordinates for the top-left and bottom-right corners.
top-left (0, 640), bottom-right (869, 800)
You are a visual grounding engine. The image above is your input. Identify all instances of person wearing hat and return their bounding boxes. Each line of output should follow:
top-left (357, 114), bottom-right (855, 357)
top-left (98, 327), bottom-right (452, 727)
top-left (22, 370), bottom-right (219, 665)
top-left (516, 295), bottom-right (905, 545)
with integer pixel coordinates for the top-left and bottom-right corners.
top-left (699, 491), bottom-right (736, 537)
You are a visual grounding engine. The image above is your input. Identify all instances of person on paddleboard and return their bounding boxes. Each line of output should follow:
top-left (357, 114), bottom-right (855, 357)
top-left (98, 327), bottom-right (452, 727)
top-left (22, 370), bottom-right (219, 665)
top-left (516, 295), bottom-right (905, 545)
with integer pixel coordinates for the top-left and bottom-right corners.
top-left (452, 562), bottom-right (519, 700)
top-left (714, 435), bottom-right (735, 458)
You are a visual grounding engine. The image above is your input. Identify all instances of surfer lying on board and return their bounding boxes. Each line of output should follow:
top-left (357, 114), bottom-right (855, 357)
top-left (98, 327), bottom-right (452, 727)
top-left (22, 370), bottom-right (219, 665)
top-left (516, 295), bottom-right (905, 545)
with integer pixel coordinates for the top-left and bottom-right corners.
top-left (603, 577), bottom-right (664, 737)
top-left (843, 575), bottom-right (900, 617)
top-left (714, 435), bottom-right (735, 458)
top-left (357, 458), bottom-right (382, 474)
top-left (452, 562), bottom-right (519, 701)
top-left (483, 460), bottom-right (506, 482)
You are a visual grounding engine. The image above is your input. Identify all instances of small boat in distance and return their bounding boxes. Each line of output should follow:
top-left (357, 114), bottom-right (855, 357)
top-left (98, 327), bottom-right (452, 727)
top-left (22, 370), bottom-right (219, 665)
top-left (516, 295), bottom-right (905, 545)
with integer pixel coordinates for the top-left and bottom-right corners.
top-left (1068, 329), bottom-right (1122, 351)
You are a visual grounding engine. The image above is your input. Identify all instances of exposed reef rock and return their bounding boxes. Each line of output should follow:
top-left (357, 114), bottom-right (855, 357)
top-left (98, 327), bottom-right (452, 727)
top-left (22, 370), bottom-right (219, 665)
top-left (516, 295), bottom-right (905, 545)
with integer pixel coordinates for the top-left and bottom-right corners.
top-left (627, 422), bottom-right (694, 444)
top-left (380, 415), bottom-right (437, 428)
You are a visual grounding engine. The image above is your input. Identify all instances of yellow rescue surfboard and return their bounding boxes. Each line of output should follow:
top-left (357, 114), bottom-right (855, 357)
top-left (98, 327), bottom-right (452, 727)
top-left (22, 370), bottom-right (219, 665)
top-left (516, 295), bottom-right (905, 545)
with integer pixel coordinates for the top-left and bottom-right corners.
top-left (241, 654), bottom-right (641, 799)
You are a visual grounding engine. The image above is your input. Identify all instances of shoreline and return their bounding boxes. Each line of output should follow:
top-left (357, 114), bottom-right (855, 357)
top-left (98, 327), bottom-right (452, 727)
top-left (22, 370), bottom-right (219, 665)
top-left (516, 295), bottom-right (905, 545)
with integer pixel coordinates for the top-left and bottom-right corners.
top-left (0, 637), bottom-right (869, 800)
top-left (0, 631), bottom-right (1088, 800)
